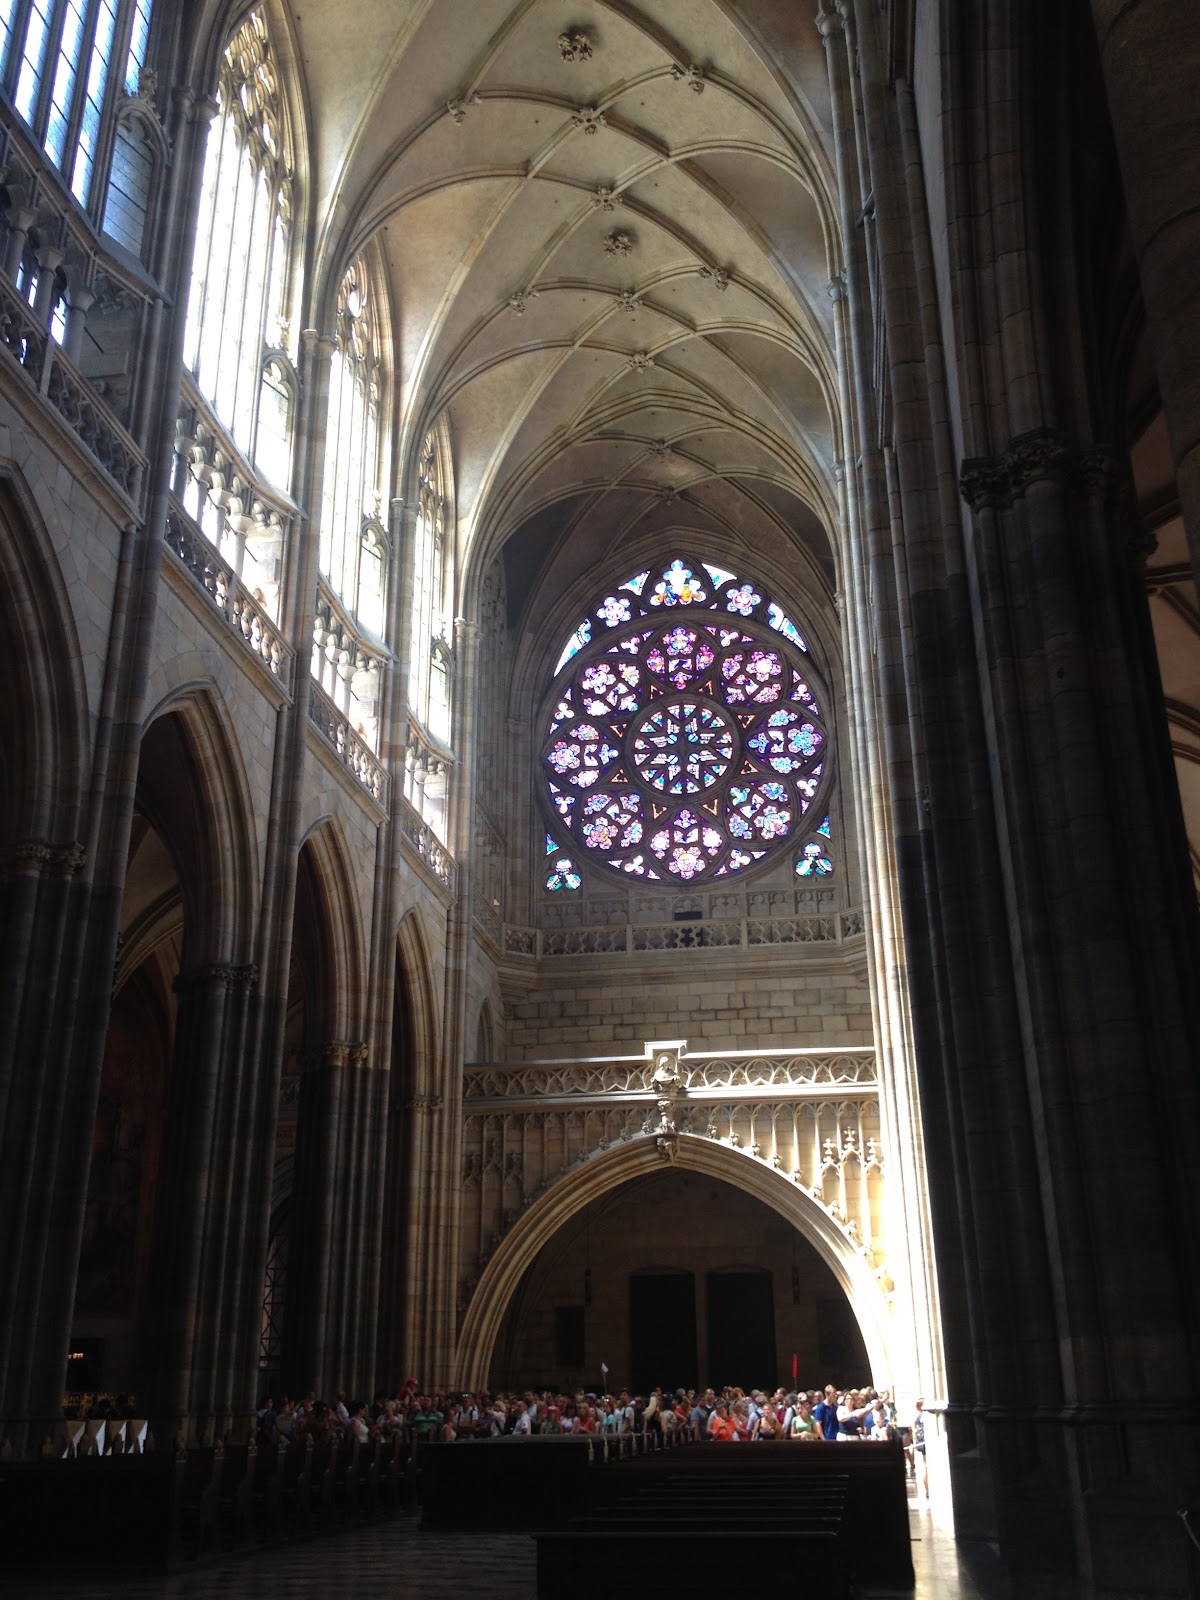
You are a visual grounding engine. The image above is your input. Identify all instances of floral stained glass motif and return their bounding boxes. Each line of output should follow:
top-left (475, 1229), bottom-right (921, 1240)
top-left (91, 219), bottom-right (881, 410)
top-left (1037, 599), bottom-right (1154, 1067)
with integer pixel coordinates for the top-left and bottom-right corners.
top-left (541, 556), bottom-right (830, 885)
top-left (546, 831), bottom-right (583, 891)
top-left (796, 839), bottom-right (833, 877)
top-left (596, 594), bottom-right (632, 627)
top-left (650, 560), bottom-right (707, 607)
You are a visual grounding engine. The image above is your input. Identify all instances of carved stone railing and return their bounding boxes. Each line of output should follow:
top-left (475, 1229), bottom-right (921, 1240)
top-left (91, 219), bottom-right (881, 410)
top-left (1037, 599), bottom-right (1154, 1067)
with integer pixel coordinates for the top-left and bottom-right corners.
top-left (0, 272), bottom-right (146, 503)
top-left (308, 680), bottom-right (389, 809)
top-left (0, 108), bottom-right (157, 506)
top-left (398, 794), bottom-right (454, 890)
top-left (164, 500), bottom-right (293, 689)
top-left (502, 908), bottom-right (865, 958)
top-left (463, 1048), bottom-right (878, 1102)
top-left (458, 1043), bottom-right (884, 1309)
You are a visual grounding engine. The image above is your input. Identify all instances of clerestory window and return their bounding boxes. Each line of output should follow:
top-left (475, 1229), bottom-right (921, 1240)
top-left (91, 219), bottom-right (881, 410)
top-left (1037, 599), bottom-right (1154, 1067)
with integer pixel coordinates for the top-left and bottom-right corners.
top-left (184, 8), bottom-right (294, 462)
top-left (410, 427), bottom-right (452, 740)
top-left (318, 255), bottom-right (390, 635)
top-left (0, 0), bottom-right (154, 208)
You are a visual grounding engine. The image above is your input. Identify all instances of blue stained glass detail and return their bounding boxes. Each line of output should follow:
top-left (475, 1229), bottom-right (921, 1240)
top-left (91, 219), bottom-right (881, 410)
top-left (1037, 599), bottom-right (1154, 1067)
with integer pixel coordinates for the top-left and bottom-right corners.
top-left (768, 602), bottom-right (808, 651)
top-left (545, 833), bottom-right (558, 856)
top-left (703, 563), bottom-right (736, 586)
top-left (796, 840), bottom-right (833, 877)
top-left (554, 618), bottom-right (592, 675)
top-left (547, 855), bottom-right (582, 891)
top-left (818, 815), bottom-right (831, 837)
top-left (622, 570), bottom-right (650, 596)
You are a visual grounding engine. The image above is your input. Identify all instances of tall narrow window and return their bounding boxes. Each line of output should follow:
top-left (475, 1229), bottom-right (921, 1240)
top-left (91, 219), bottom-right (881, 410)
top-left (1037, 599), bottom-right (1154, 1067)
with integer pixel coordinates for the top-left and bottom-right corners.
top-left (2, 0), bottom-right (154, 210)
top-left (318, 256), bottom-right (390, 632)
top-left (411, 429), bottom-right (450, 732)
top-left (184, 9), bottom-right (293, 461)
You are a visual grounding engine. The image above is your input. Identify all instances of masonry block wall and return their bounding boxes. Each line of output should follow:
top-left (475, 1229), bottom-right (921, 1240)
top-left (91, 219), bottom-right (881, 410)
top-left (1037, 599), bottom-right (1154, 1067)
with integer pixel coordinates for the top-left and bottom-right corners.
top-left (486, 947), bottom-right (874, 1059)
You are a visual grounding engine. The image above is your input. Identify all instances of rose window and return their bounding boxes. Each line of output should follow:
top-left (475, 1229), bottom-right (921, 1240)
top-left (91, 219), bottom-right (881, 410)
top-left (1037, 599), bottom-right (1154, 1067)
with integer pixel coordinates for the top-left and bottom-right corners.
top-left (541, 557), bottom-right (831, 884)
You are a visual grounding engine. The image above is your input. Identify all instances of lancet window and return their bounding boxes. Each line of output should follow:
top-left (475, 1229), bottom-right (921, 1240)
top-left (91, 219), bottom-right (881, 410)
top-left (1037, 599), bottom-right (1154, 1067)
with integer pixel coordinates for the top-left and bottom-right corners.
top-left (1, 0), bottom-right (155, 208)
top-left (539, 556), bottom-right (832, 886)
top-left (410, 429), bottom-right (452, 741)
top-left (318, 256), bottom-right (390, 636)
top-left (184, 8), bottom-right (294, 461)
top-left (310, 255), bottom-right (391, 758)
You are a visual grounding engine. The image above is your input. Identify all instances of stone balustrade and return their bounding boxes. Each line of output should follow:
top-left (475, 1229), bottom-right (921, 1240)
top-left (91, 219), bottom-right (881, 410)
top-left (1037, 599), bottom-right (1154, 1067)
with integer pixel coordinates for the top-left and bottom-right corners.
top-left (502, 907), bottom-right (865, 958)
top-left (164, 500), bottom-right (293, 689)
top-left (307, 679), bottom-right (389, 809)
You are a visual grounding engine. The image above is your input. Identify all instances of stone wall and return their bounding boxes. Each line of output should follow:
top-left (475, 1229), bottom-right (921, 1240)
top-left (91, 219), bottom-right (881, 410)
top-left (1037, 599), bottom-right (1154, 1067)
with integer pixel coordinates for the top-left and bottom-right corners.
top-left (494, 947), bottom-right (874, 1057)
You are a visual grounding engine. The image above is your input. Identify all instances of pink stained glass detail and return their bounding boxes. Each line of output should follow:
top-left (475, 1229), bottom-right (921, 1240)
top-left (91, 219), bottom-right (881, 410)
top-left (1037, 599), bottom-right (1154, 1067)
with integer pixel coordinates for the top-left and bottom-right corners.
top-left (721, 648), bottom-right (784, 704)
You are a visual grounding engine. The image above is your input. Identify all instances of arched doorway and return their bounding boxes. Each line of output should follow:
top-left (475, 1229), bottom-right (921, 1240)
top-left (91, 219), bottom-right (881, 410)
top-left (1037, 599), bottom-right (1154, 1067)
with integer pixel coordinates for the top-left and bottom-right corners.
top-left (455, 1135), bottom-right (891, 1390)
top-left (490, 1166), bottom-right (871, 1396)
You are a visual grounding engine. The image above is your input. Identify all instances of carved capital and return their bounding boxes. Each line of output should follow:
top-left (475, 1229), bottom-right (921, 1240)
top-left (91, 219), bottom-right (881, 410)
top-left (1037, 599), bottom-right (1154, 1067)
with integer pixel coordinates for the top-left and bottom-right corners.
top-left (405, 1094), bottom-right (444, 1115)
top-left (960, 428), bottom-right (1080, 511)
top-left (4, 839), bottom-right (86, 880)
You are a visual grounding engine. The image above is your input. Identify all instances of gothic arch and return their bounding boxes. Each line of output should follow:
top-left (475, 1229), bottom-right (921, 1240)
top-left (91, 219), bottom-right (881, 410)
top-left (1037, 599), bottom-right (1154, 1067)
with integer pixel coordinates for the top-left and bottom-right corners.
top-left (139, 684), bottom-right (260, 959)
top-left (453, 1134), bottom-right (893, 1390)
top-left (393, 906), bottom-right (441, 1080)
top-left (0, 470), bottom-right (89, 847)
top-left (297, 816), bottom-right (367, 1038)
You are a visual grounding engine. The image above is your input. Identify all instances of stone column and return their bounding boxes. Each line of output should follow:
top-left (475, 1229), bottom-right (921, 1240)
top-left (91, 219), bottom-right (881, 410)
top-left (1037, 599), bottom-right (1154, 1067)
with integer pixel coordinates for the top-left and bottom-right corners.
top-left (840, 3), bottom-right (1200, 1594)
top-left (141, 961), bottom-right (260, 1438)
top-left (1091, 0), bottom-right (1200, 594)
top-left (286, 1040), bottom-right (378, 1397)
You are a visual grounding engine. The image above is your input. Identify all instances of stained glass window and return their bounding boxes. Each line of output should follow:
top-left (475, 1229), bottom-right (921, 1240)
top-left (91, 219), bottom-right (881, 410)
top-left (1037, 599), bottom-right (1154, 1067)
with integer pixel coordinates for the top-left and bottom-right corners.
top-left (540, 555), bottom-right (830, 884)
top-left (545, 834), bottom-right (581, 891)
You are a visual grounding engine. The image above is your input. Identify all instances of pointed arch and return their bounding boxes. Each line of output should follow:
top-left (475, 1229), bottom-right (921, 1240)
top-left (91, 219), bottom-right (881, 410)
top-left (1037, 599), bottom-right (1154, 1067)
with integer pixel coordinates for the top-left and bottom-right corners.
top-left (393, 906), bottom-right (441, 1081)
top-left (0, 469), bottom-right (90, 849)
top-left (454, 1135), bottom-right (893, 1390)
top-left (139, 684), bottom-right (261, 958)
top-left (297, 815), bottom-right (367, 1038)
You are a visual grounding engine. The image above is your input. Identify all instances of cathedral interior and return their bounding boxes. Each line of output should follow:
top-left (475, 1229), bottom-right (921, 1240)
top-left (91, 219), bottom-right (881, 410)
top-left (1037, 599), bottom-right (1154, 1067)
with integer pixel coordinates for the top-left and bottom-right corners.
top-left (0, 0), bottom-right (1198, 1595)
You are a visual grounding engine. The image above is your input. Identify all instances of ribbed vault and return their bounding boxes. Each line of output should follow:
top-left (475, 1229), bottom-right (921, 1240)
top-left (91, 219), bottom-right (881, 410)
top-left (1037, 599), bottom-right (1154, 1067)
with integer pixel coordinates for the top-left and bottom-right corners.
top-left (275, 0), bottom-right (840, 643)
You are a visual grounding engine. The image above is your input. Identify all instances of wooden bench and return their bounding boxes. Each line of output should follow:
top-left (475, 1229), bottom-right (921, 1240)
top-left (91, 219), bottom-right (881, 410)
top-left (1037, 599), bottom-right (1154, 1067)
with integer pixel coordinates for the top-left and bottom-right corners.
top-left (537, 1528), bottom-right (850, 1599)
top-left (420, 1437), bottom-right (595, 1530)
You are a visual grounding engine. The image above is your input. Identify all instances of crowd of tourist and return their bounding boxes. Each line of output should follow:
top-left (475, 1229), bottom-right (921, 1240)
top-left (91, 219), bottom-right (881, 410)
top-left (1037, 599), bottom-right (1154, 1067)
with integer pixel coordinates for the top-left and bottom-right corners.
top-left (256, 1380), bottom-right (929, 1494)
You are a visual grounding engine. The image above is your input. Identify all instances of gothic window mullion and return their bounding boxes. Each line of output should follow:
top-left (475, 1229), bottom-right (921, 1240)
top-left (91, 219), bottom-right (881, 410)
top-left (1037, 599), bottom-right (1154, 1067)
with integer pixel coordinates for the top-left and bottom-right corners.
top-left (0, 0), bottom-right (33, 93)
top-left (58, 0), bottom-right (101, 184)
top-left (13, 0), bottom-right (66, 140)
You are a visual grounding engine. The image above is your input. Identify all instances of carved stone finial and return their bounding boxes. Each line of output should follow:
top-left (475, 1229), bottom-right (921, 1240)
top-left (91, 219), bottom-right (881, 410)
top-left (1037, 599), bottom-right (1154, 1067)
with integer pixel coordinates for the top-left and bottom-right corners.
top-left (628, 351), bottom-right (655, 371)
top-left (604, 229), bottom-right (634, 255)
top-left (670, 62), bottom-right (706, 93)
top-left (447, 91), bottom-right (481, 124)
top-left (592, 184), bottom-right (617, 212)
top-left (558, 29), bottom-right (593, 62)
top-left (572, 105), bottom-right (606, 135)
top-left (699, 264), bottom-right (730, 292)
top-left (135, 65), bottom-right (158, 103)
top-left (614, 288), bottom-right (641, 313)
top-left (649, 438), bottom-right (671, 458)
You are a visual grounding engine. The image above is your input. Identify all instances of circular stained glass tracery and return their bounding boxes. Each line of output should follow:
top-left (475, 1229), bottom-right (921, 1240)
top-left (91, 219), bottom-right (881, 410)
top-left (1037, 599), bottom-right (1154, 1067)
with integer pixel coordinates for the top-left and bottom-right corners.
top-left (632, 700), bottom-right (736, 794)
top-left (540, 558), bottom-right (830, 885)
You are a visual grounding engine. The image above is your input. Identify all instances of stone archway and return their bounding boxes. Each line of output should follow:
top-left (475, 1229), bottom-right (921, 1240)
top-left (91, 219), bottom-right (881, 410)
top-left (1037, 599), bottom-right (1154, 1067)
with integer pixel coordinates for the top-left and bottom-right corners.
top-left (453, 1130), bottom-right (893, 1390)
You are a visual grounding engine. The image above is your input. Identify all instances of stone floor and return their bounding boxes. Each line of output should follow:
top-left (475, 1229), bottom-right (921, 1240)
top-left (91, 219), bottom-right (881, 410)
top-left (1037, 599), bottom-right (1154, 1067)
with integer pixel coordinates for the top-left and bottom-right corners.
top-left (8, 1488), bottom-right (1011, 1598)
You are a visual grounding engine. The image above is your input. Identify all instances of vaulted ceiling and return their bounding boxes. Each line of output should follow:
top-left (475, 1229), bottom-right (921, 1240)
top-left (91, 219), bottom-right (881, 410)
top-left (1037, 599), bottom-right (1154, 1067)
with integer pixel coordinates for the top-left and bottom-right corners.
top-left (277, 0), bottom-right (842, 646)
